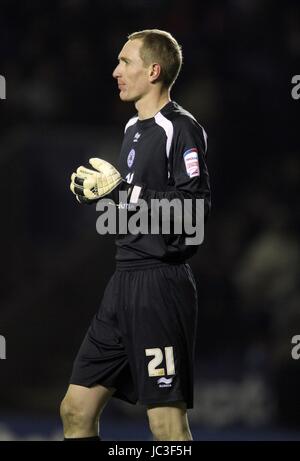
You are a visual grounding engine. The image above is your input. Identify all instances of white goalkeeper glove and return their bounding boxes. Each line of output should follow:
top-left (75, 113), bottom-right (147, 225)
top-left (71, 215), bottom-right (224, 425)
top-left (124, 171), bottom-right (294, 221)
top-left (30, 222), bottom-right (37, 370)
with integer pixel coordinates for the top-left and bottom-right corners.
top-left (70, 158), bottom-right (123, 204)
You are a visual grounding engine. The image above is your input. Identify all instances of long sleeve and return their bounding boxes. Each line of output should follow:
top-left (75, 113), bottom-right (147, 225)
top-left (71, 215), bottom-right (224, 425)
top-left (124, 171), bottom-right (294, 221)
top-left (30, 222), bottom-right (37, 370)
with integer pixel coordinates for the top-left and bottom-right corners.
top-left (128, 116), bottom-right (211, 226)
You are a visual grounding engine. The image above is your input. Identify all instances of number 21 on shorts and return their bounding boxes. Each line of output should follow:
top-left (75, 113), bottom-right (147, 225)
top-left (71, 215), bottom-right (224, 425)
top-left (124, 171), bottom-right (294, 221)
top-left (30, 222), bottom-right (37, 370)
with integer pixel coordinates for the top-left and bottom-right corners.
top-left (145, 346), bottom-right (175, 377)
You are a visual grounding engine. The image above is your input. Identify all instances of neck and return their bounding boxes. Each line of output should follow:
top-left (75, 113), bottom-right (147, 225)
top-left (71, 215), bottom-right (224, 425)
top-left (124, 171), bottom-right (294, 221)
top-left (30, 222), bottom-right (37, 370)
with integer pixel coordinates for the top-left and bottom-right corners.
top-left (135, 89), bottom-right (171, 120)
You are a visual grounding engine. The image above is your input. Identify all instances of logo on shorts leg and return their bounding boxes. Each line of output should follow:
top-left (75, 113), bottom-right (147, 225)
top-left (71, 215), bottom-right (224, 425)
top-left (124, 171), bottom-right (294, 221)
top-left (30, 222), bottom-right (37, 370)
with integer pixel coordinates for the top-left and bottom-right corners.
top-left (157, 377), bottom-right (174, 388)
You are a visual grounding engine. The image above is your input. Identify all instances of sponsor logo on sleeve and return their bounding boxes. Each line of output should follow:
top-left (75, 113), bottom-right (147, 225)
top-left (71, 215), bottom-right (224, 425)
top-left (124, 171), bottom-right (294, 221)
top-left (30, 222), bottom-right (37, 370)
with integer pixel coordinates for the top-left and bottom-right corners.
top-left (183, 148), bottom-right (200, 177)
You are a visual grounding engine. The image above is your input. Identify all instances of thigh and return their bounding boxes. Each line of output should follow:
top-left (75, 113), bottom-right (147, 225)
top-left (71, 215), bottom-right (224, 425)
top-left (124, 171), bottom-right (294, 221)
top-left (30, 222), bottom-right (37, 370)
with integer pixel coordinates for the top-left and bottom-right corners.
top-left (147, 401), bottom-right (187, 419)
top-left (147, 401), bottom-right (190, 433)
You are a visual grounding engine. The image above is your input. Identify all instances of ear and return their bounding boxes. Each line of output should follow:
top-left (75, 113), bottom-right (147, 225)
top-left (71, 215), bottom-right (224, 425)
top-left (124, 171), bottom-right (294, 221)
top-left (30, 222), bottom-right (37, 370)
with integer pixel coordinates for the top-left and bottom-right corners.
top-left (149, 63), bottom-right (161, 83)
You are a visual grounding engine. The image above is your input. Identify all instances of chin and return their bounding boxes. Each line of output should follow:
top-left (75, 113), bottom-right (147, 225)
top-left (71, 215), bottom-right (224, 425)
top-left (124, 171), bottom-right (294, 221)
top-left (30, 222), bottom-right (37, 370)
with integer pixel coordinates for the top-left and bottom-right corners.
top-left (120, 93), bottom-right (136, 102)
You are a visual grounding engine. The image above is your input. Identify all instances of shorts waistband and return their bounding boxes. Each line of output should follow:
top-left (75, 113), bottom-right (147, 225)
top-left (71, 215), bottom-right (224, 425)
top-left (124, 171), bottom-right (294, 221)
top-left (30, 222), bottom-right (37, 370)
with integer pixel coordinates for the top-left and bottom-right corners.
top-left (115, 259), bottom-right (187, 271)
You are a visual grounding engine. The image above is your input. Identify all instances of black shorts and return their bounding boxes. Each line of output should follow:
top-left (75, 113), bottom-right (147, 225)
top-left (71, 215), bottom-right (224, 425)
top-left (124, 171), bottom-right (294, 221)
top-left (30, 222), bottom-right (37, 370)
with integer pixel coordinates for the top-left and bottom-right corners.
top-left (70, 262), bottom-right (198, 409)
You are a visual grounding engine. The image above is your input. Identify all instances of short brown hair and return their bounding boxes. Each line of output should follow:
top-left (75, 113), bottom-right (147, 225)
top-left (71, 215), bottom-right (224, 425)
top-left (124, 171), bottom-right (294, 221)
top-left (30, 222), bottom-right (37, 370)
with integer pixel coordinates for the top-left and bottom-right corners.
top-left (128, 29), bottom-right (182, 89)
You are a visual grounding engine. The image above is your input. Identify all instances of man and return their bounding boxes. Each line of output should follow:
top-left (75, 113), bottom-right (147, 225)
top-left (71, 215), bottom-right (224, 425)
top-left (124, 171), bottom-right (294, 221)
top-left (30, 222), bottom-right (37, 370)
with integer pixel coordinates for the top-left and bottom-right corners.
top-left (61, 29), bottom-right (211, 441)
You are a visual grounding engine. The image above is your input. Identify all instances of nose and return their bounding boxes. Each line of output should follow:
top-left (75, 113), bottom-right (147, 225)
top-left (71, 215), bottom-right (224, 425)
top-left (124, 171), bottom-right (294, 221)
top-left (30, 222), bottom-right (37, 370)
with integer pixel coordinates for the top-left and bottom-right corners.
top-left (112, 63), bottom-right (121, 79)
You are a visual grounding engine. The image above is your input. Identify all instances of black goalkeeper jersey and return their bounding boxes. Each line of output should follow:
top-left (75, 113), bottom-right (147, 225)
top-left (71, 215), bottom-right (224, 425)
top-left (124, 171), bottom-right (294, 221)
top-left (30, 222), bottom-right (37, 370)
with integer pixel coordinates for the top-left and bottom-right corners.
top-left (114, 100), bottom-right (211, 265)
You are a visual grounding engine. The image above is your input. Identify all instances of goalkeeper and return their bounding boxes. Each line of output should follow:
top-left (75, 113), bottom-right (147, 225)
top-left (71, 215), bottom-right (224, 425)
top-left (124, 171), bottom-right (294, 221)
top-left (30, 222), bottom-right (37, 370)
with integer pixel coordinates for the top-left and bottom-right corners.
top-left (60, 29), bottom-right (211, 441)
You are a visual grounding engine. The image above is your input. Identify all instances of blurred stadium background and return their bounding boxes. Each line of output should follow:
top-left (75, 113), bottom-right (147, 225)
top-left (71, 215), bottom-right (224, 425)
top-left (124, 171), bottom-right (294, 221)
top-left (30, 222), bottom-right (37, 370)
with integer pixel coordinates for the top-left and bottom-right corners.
top-left (0, 0), bottom-right (300, 440)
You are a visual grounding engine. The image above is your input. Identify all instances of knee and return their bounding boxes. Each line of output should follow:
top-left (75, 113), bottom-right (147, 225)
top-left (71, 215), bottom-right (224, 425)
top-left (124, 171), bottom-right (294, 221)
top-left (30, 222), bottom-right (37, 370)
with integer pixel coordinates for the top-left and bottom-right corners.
top-left (60, 396), bottom-right (93, 430)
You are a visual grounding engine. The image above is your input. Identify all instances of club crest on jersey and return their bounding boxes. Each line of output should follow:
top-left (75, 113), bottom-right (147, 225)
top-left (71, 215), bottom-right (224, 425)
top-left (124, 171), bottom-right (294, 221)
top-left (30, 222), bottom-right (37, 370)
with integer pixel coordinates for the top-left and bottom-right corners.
top-left (127, 149), bottom-right (135, 168)
top-left (183, 148), bottom-right (200, 178)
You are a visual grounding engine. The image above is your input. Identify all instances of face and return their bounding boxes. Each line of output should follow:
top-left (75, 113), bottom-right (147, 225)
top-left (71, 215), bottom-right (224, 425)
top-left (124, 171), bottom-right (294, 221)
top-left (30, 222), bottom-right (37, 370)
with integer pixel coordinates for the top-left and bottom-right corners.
top-left (112, 39), bottom-right (151, 102)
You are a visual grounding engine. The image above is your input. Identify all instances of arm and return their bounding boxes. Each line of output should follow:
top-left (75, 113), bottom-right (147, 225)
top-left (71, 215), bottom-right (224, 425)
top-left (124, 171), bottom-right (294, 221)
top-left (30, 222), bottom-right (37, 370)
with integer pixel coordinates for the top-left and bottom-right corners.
top-left (70, 118), bottom-right (211, 225)
top-left (125, 117), bottom-right (211, 224)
